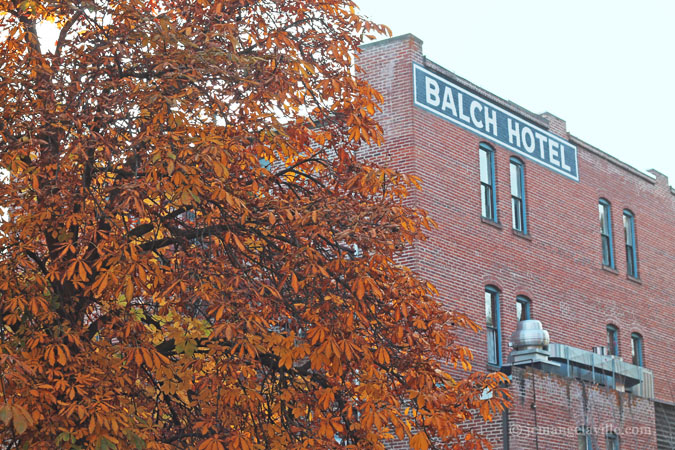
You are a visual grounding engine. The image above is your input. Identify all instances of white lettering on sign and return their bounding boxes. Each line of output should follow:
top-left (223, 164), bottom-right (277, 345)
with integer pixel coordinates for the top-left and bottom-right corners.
top-left (470, 101), bottom-right (483, 128)
top-left (534, 132), bottom-right (547, 160)
top-left (485, 108), bottom-right (498, 136)
top-left (522, 127), bottom-right (535, 154)
top-left (508, 118), bottom-right (520, 147)
top-left (548, 140), bottom-right (560, 167)
top-left (413, 63), bottom-right (578, 181)
top-left (426, 77), bottom-right (440, 106)
top-left (457, 93), bottom-right (471, 123)
top-left (442, 87), bottom-right (457, 116)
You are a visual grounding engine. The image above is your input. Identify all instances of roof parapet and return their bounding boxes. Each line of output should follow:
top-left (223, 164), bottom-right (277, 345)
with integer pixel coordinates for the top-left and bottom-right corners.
top-left (540, 112), bottom-right (568, 140)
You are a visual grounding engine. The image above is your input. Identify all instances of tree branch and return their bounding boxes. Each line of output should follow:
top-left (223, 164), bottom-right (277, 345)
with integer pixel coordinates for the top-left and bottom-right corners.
top-left (55, 11), bottom-right (83, 58)
top-left (24, 250), bottom-right (48, 275)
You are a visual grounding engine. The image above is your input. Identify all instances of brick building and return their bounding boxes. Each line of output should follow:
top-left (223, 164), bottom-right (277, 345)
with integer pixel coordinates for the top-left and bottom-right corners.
top-left (358, 34), bottom-right (675, 449)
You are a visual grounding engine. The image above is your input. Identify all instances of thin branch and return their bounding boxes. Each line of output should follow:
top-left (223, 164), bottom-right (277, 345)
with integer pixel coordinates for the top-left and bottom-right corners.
top-left (24, 250), bottom-right (48, 275)
top-left (55, 11), bottom-right (83, 58)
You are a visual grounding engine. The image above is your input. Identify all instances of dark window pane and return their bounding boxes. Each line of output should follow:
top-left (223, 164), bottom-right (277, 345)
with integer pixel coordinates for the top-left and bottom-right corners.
top-left (512, 198), bottom-right (522, 231)
top-left (602, 235), bottom-right (611, 266)
top-left (578, 431), bottom-right (592, 450)
top-left (516, 298), bottom-right (530, 321)
top-left (631, 334), bottom-right (643, 366)
top-left (487, 329), bottom-right (497, 365)
top-left (607, 326), bottom-right (619, 356)
top-left (599, 201), bottom-right (614, 267)
top-left (485, 288), bottom-right (500, 365)
top-left (626, 248), bottom-right (635, 276)
top-left (623, 212), bottom-right (638, 277)
top-left (480, 146), bottom-right (496, 222)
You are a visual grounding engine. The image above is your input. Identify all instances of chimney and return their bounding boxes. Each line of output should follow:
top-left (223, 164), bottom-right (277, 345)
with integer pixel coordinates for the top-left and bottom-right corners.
top-left (540, 112), bottom-right (568, 139)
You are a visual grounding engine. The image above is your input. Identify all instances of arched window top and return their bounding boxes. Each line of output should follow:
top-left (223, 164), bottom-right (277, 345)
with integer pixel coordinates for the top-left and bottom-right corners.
top-left (606, 432), bottom-right (619, 450)
top-left (599, 199), bottom-right (614, 268)
top-left (606, 324), bottom-right (619, 356)
top-left (485, 284), bottom-right (500, 293)
top-left (484, 286), bottom-right (501, 366)
top-left (516, 296), bottom-right (531, 321)
top-left (479, 141), bottom-right (495, 152)
top-left (630, 332), bottom-right (644, 366)
top-left (510, 159), bottom-right (527, 233)
top-left (479, 144), bottom-right (497, 221)
top-left (623, 210), bottom-right (638, 277)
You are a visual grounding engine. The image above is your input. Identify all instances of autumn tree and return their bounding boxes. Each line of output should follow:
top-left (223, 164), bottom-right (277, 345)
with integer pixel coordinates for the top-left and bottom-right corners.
top-left (0, 1), bottom-right (508, 449)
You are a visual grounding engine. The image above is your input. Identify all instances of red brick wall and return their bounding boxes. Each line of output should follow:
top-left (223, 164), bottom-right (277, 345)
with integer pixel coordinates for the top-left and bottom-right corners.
top-left (506, 367), bottom-right (657, 450)
top-left (358, 34), bottom-right (675, 448)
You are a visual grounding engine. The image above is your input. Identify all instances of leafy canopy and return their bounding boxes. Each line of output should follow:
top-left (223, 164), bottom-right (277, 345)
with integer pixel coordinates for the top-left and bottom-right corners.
top-left (0, 1), bottom-right (508, 449)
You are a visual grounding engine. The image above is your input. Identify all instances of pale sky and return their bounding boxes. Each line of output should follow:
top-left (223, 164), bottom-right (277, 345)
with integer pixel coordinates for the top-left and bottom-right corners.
top-left (355, 0), bottom-right (675, 183)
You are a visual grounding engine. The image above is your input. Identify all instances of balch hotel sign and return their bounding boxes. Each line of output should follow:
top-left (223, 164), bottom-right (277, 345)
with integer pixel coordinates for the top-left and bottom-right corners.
top-left (413, 63), bottom-right (579, 181)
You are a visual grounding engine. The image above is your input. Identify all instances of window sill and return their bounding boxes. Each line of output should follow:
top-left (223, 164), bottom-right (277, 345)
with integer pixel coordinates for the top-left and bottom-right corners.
top-left (512, 229), bottom-right (531, 241)
top-left (481, 217), bottom-right (502, 229)
top-left (602, 265), bottom-right (618, 275)
top-left (627, 274), bottom-right (642, 284)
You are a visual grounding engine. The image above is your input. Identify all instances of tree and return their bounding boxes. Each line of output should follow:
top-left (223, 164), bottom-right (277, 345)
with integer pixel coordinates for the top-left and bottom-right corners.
top-left (0, 1), bottom-right (508, 449)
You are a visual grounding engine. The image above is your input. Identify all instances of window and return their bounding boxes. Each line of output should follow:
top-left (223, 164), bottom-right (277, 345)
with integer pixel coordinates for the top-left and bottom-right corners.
top-left (577, 427), bottom-right (592, 450)
top-left (485, 286), bottom-right (501, 366)
top-left (623, 210), bottom-right (638, 277)
top-left (479, 143), bottom-right (497, 221)
top-left (631, 333), bottom-right (643, 366)
top-left (510, 158), bottom-right (526, 233)
top-left (599, 199), bottom-right (614, 268)
top-left (606, 432), bottom-right (619, 450)
top-left (516, 296), bottom-right (531, 321)
top-left (607, 324), bottom-right (619, 356)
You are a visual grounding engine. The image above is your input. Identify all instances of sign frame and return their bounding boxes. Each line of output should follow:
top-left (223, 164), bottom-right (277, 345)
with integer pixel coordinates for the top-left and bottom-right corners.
top-left (413, 63), bottom-right (579, 182)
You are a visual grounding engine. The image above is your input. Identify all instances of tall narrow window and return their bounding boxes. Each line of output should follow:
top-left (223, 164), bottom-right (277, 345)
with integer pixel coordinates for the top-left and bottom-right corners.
top-left (606, 432), bottom-right (619, 450)
top-left (623, 210), bottom-right (638, 277)
top-left (516, 296), bottom-right (531, 321)
top-left (631, 333), bottom-right (643, 366)
top-left (510, 158), bottom-right (526, 233)
top-left (479, 144), bottom-right (497, 221)
top-left (577, 427), bottom-right (592, 450)
top-left (485, 286), bottom-right (501, 366)
top-left (599, 199), bottom-right (614, 268)
top-left (607, 324), bottom-right (619, 356)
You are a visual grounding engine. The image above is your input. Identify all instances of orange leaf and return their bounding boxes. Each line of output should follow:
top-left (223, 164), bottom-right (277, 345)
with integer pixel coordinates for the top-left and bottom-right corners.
top-left (46, 347), bottom-right (55, 366)
top-left (410, 432), bottom-right (430, 450)
top-left (291, 273), bottom-right (299, 293)
top-left (355, 279), bottom-right (365, 300)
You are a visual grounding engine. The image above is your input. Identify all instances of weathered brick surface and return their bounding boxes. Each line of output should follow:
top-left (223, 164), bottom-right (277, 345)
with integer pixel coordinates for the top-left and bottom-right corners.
top-left (359, 34), bottom-right (675, 449)
top-left (506, 368), bottom-right (657, 450)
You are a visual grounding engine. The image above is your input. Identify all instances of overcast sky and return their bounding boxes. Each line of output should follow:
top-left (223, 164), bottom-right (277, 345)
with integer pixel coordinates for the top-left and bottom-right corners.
top-left (355, 0), bottom-right (675, 183)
